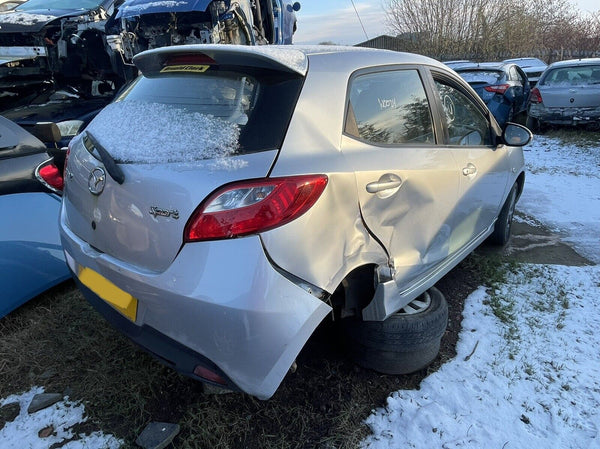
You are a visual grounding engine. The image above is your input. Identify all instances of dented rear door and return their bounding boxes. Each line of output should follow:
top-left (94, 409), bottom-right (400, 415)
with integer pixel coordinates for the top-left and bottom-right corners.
top-left (342, 67), bottom-right (461, 286)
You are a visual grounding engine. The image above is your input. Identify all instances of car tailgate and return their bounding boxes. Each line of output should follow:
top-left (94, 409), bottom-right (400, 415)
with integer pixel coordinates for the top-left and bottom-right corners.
top-left (63, 134), bottom-right (277, 272)
top-left (540, 85), bottom-right (600, 108)
top-left (466, 83), bottom-right (494, 102)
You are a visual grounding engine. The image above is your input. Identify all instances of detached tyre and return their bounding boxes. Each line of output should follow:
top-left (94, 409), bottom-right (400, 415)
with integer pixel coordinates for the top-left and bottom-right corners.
top-left (343, 287), bottom-right (448, 375)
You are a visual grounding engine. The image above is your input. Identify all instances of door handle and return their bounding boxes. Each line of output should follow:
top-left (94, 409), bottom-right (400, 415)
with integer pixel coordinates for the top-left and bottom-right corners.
top-left (462, 163), bottom-right (477, 176)
top-left (366, 174), bottom-right (403, 194)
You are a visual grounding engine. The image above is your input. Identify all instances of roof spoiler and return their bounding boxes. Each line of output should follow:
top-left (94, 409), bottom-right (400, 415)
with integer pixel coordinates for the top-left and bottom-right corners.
top-left (133, 45), bottom-right (309, 77)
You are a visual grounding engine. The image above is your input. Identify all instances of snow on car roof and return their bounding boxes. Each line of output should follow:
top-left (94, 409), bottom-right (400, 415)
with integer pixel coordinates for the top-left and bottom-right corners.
top-left (548, 57), bottom-right (600, 68)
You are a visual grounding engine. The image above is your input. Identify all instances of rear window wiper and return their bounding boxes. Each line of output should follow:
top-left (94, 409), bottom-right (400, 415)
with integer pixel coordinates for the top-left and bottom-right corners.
top-left (83, 131), bottom-right (125, 185)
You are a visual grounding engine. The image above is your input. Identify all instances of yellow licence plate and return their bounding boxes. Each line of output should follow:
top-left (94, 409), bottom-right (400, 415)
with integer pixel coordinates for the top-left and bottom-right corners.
top-left (78, 267), bottom-right (138, 322)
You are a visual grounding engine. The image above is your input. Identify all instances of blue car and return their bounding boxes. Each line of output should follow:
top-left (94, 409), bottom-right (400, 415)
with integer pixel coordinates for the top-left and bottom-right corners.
top-left (0, 115), bottom-right (69, 318)
top-left (455, 62), bottom-right (530, 126)
top-left (106, 0), bottom-right (301, 66)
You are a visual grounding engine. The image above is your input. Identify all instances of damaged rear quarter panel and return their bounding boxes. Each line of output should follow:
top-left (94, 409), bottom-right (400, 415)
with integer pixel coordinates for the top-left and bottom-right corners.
top-left (261, 53), bottom-right (388, 294)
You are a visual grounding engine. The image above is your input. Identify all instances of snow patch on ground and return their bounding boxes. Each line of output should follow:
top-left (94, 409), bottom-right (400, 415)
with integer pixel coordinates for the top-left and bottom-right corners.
top-left (0, 387), bottom-right (122, 448)
top-left (362, 134), bottom-right (600, 447)
top-left (519, 135), bottom-right (600, 263)
top-left (363, 264), bottom-right (600, 448)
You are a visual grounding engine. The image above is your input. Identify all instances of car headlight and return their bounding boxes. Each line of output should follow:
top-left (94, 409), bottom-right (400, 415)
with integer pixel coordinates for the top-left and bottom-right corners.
top-left (56, 120), bottom-right (85, 138)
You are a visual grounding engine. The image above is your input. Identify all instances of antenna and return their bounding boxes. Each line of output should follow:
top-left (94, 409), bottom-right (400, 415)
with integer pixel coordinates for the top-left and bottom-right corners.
top-left (350, 0), bottom-right (369, 41)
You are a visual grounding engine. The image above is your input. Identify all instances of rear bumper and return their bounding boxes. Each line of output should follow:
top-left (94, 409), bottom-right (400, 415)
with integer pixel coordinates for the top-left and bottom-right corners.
top-left (60, 208), bottom-right (331, 399)
top-left (73, 276), bottom-right (241, 391)
top-left (528, 103), bottom-right (600, 124)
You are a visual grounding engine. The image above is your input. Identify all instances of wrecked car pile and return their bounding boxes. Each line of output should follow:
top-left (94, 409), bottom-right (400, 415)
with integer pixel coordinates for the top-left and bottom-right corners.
top-left (0, 0), bottom-right (123, 105)
top-left (0, 0), bottom-right (300, 108)
top-left (0, 0), bottom-right (300, 145)
top-left (106, 0), bottom-right (300, 66)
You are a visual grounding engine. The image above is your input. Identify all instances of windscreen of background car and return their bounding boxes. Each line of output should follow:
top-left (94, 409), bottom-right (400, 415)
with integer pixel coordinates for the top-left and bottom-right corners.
top-left (345, 70), bottom-right (434, 145)
top-left (541, 66), bottom-right (600, 86)
top-left (16, 0), bottom-right (103, 10)
top-left (84, 69), bottom-right (303, 164)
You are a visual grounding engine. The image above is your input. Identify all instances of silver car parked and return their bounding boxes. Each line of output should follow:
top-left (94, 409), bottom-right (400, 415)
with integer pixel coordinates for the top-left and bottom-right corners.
top-left (59, 45), bottom-right (529, 399)
top-left (527, 58), bottom-right (600, 130)
top-left (503, 57), bottom-right (547, 86)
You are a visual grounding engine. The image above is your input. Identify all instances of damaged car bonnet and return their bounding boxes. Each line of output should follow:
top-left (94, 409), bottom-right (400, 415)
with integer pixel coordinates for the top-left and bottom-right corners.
top-left (0, 0), bottom-right (117, 97)
top-left (107, 0), bottom-right (300, 65)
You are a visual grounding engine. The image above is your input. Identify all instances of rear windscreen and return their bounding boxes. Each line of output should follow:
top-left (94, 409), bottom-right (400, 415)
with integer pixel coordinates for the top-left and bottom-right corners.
top-left (85, 68), bottom-right (303, 164)
top-left (541, 66), bottom-right (600, 86)
top-left (457, 70), bottom-right (503, 84)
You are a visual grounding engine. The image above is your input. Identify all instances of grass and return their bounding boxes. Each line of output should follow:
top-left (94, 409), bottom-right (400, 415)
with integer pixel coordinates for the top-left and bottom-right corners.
top-left (0, 280), bottom-right (416, 447)
top-left (0, 249), bottom-right (513, 448)
top-left (540, 127), bottom-right (600, 148)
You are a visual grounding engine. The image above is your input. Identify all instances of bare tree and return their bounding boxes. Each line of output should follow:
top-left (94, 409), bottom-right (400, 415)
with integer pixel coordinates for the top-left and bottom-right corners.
top-left (383, 0), bottom-right (599, 61)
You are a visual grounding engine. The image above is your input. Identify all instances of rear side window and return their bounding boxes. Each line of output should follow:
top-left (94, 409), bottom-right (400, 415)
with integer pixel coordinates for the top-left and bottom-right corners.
top-left (345, 70), bottom-right (434, 145)
top-left (541, 65), bottom-right (600, 86)
top-left (86, 67), bottom-right (303, 163)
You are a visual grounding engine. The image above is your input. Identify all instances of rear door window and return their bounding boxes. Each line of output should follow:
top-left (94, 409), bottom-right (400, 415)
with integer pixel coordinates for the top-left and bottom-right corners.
top-left (345, 69), bottom-right (434, 145)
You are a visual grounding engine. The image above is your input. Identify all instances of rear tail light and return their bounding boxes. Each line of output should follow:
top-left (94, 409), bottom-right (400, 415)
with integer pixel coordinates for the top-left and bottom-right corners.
top-left (185, 175), bottom-right (328, 242)
top-left (484, 84), bottom-right (510, 94)
top-left (36, 159), bottom-right (64, 194)
top-left (529, 87), bottom-right (543, 104)
top-left (193, 365), bottom-right (227, 385)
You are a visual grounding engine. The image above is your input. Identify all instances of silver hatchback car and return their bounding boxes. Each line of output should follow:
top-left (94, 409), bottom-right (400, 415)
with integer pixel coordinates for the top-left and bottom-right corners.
top-left (60, 45), bottom-right (529, 399)
top-left (527, 58), bottom-right (600, 130)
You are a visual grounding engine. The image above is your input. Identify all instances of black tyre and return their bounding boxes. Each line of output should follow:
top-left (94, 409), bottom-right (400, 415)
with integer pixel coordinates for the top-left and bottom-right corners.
top-left (342, 287), bottom-right (448, 375)
top-left (525, 115), bottom-right (538, 131)
top-left (489, 183), bottom-right (517, 246)
top-left (526, 115), bottom-right (549, 133)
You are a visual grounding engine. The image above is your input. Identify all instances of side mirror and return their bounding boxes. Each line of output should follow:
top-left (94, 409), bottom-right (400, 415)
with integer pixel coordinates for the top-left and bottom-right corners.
top-left (502, 123), bottom-right (532, 147)
top-left (293, 2), bottom-right (301, 11)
